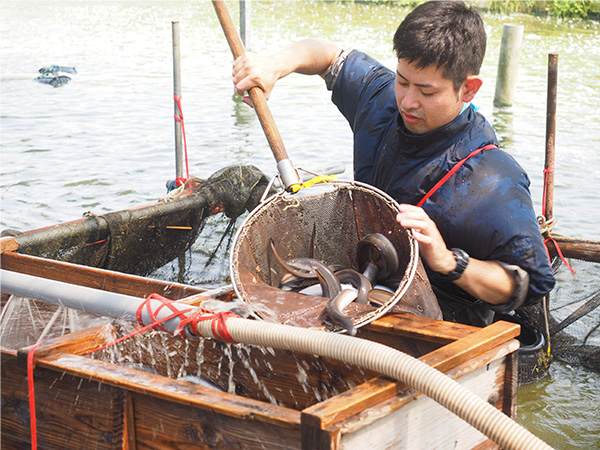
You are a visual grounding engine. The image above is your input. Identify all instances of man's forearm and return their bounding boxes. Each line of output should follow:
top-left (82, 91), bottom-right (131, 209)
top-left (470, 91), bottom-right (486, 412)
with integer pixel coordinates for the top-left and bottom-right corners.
top-left (453, 258), bottom-right (517, 305)
top-left (272, 38), bottom-right (341, 79)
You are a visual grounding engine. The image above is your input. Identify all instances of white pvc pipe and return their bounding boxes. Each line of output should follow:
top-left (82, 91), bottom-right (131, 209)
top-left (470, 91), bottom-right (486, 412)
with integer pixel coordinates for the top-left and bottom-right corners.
top-left (1, 269), bottom-right (552, 450)
top-left (0, 270), bottom-right (192, 335)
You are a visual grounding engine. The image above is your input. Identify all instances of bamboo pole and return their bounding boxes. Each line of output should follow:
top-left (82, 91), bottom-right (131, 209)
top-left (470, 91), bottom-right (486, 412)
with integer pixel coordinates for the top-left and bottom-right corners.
top-left (544, 53), bottom-right (558, 221)
top-left (172, 21), bottom-right (184, 179)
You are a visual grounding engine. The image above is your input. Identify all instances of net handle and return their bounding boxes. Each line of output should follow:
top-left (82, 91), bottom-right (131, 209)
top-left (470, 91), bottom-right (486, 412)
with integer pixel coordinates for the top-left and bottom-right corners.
top-left (212, 1), bottom-right (301, 190)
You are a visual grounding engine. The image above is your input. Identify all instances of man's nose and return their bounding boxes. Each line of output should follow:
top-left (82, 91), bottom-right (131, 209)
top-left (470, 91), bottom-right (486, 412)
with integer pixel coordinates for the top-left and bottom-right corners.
top-left (401, 87), bottom-right (420, 111)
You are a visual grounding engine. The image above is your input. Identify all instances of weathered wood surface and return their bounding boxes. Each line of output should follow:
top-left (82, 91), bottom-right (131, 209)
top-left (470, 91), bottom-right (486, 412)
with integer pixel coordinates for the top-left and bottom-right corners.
top-left (367, 312), bottom-right (480, 344)
top-left (131, 392), bottom-right (300, 449)
top-left (300, 328), bottom-right (520, 434)
top-left (0, 236), bottom-right (18, 253)
top-left (547, 233), bottom-right (600, 263)
top-left (16, 324), bottom-right (113, 367)
top-left (1, 350), bottom-right (125, 450)
top-left (418, 320), bottom-right (520, 373)
top-left (336, 356), bottom-right (512, 450)
top-left (1, 256), bottom-right (521, 450)
top-left (1, 251), bottom-right (205, 300)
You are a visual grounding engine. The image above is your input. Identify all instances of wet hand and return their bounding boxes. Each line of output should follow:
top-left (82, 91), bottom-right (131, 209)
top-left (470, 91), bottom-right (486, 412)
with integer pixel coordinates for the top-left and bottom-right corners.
top-left (232, 53), bottom-right (280, 107)
top-left (396, 204), bottom-right (455, 275)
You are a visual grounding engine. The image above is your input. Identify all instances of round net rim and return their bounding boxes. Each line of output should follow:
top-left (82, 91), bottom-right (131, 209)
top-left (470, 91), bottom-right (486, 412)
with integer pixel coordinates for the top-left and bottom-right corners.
top-left (229, 179), bottom-right (420, 332)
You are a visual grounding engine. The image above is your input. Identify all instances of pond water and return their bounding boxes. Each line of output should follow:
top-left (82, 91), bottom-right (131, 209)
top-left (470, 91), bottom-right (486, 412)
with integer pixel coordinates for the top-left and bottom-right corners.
top-left (1, 2), bottom-right (599, 449)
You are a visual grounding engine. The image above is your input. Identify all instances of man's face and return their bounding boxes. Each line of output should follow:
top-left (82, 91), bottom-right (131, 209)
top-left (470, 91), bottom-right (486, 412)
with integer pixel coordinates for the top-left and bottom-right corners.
top-left (394, 58), bottom-right (465, 135)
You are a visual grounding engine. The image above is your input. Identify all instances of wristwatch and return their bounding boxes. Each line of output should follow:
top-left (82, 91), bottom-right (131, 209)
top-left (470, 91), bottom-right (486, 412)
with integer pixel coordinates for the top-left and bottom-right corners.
top-left (440, 248), bottom-right (469, 281)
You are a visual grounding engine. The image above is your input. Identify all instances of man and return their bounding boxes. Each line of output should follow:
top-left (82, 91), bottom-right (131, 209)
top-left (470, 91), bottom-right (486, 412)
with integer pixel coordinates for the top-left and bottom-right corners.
top-left (232, 1), bottom-right (555, 327)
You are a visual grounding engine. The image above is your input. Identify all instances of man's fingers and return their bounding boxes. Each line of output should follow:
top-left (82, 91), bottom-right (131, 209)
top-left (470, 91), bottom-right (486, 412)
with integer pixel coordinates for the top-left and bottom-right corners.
top-left (242, 96), bottom-right (254, 108)
top-left (410, 229), bottom-right (433, 245)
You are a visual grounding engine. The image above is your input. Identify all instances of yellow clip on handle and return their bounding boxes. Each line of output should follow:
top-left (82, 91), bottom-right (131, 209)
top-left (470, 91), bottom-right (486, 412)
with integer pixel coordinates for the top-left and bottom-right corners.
top-left (290, 175), bottom-right (338, 193)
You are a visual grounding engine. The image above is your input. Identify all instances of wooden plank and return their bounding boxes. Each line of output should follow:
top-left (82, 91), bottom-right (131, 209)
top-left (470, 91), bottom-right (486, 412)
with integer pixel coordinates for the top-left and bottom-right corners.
top-left (0, 236), bottom-right (18, 253)
top-left (419, 320), bottom-right (520, 374)
top-left (123, 391), bottom-right (137, 450)
top-left (301, 377), bottom-right (405, 431)
top-left (368, 312), bottom-right (480, 345)
top-left (132, 392), bottom-right (301, 450)
top-left (336, 353), bottom-right (512, 449)
top-left (38, 352), bottom-right (301, 429)
top-left (1, 351), bottom-right (126, 449)
top-left (547, 233), bottom-right (600, 262)
top-left (300, 420), bottom-right (340, 450)
top-left (16, 324), bottom-right (115, 368)
top-left (501, 350), bottom-right (518, 418)
top-left (0, 252), bottom-right (204, 300)
top-left (301, 323), bottom-right (519, 432)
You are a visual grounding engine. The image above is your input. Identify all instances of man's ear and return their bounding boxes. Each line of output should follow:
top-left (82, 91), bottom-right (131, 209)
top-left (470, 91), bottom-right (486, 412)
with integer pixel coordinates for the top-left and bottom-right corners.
top-left (461, 75), bottom-right (483, 103)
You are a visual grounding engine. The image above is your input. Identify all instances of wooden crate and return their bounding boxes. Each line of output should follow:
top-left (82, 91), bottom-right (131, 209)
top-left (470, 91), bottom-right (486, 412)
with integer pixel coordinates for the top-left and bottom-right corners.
top-left (1, 253), bottom-right (519, 449)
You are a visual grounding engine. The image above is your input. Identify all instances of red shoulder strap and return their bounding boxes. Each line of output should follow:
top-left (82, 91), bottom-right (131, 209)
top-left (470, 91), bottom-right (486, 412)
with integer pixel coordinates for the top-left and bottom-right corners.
top-left (416, 144), bottom-right (498, 207)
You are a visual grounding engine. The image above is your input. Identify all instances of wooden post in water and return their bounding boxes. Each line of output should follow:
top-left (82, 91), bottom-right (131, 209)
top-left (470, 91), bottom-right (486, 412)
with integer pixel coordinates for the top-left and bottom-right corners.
top-left (494, 24), bottom-right (524, 107)
top-left (240, 0), bottom-right (251, 50)
top-left (172, 21), bottom-right (185, 179)
top-left (544, 53), bottom-right (558, 221)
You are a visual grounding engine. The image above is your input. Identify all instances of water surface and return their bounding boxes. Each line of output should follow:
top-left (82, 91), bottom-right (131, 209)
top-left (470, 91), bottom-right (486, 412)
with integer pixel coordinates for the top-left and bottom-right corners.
top-left (2, 2), bottom-right (599, 448)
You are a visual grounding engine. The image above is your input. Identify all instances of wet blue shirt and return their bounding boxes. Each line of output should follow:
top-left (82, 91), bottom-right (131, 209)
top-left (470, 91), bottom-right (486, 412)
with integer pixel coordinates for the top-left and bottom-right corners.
top-left (328, 50), bottom-right (555, 314)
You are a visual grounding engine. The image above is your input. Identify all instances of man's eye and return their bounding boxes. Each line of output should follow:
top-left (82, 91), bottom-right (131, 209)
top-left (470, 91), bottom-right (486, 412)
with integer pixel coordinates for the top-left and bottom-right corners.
top-left (422, 91), bottom-right (434, 97)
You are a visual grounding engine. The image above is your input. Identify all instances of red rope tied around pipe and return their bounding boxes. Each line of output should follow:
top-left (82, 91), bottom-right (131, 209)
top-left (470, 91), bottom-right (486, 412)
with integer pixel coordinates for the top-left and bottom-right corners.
top-left (175, 310), bottom-right (239, 344)
top-left (174, 94), bottom-right (190, 180)
top-left (28, 293), bottom-right (237, 447)
top-left (82, 293), bottom-right (194, 355)
top-left (136, 293), bottom-right (193, 333)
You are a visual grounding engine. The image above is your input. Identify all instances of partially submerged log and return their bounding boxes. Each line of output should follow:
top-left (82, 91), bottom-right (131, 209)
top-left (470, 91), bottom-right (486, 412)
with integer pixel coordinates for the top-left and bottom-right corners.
top-left (547, 233), bottom-right (600, 263)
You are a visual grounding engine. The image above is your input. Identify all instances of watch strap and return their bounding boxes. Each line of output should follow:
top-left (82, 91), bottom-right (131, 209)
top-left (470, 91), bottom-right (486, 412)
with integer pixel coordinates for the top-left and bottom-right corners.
top-left (440, 248), bottom-right (469, 281)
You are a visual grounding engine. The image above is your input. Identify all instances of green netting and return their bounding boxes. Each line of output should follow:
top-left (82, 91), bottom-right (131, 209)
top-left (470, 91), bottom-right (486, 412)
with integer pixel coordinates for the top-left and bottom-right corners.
top-left (5, 165), bottom-right (269, 276)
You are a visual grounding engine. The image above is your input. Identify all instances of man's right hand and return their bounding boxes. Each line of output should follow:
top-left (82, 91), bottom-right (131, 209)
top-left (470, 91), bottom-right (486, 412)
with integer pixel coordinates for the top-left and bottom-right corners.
top-left (232, 53), bottom-right (281, 107)
top-left (230, 38), bottom-right (341, 108)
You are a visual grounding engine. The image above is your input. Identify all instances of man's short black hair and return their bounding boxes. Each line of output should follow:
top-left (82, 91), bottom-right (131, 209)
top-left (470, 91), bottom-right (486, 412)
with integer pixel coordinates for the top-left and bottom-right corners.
top-left (393, 1), bottom-right (487, 91)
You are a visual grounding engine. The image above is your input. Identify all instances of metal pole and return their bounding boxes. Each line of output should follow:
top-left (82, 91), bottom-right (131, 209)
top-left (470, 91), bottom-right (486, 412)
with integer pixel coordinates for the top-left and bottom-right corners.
top-left (494, 24), bottom-right (524, 107)
top-left (240, 0), bottom-right (251, 50)
top-left (544, 53), bottom-right (558, 221)
top-left (172, 21), bottom-right (185, 179)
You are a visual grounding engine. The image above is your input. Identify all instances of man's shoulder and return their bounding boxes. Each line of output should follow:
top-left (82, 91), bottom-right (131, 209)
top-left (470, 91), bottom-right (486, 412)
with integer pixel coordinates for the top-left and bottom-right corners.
top-left (334, 49), bottom-right (395, 89)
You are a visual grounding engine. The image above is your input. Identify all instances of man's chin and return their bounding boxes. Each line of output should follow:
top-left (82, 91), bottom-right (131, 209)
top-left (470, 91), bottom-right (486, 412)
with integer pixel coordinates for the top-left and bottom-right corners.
top-left (403, 121), bottom-right (428, 135)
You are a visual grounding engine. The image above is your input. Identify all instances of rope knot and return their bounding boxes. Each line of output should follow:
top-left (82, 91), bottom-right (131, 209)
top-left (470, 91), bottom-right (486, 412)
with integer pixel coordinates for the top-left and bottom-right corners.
top-left (176, 309), bottom-right (239, 343)
top-left (537, 215), bottom-right (556, 237)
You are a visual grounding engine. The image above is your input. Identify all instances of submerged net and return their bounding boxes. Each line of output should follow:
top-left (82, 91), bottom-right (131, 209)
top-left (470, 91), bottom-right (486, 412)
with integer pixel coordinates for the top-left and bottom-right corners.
top-left (517, 257), bottom-right (600, 373)
top-left (3, 165), bottom-right (270, 276)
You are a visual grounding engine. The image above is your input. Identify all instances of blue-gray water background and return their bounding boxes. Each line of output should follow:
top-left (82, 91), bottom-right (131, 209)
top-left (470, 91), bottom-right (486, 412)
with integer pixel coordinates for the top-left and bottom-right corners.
top-left (1, 1), bottom-right (599, 448)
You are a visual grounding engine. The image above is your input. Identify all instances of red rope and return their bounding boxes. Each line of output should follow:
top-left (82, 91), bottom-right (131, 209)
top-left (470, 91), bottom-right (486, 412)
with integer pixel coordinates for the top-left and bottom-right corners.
top-left (174, 94), bottom-right (190, 180)
top-left (176, 310), bottom-right (239, 343)
top-left (28, 296), bottom-right (237, 447)
top-left (417, 144), bottom-right (498, 207)
top-left (27, 340), bottom-right (46, 450)
top-left (544, 237), bottom-right (576, 274)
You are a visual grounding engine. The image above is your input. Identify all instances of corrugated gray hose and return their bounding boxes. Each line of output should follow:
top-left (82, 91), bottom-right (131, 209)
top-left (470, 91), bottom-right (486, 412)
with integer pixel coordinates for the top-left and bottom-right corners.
top-left (195, 318), bottom-right (553, 450)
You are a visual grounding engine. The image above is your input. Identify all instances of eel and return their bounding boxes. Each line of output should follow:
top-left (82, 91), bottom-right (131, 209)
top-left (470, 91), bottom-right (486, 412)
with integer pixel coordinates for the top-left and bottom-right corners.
top-left (326, 289), bottom-right (358, 336)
